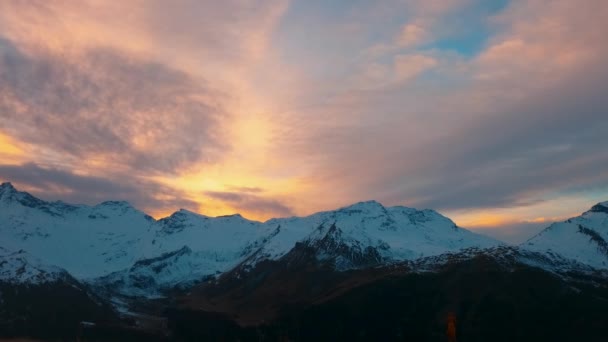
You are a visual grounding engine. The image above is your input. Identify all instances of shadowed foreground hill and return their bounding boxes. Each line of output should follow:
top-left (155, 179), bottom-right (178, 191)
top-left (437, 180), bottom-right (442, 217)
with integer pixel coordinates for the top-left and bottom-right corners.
top-left (168, 254), bottom-right (608, 342)
top-left (0, 280), bottom-right (116, 340)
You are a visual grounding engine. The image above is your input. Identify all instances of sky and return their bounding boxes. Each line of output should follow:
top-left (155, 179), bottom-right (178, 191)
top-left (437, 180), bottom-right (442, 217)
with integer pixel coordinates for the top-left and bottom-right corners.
top-left (0, 0), bottom-right (607, 243)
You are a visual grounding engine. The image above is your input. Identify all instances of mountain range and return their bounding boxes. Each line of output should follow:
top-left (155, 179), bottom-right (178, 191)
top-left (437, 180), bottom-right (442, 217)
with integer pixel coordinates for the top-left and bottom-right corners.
top-left (1, 181), bottom-right (607, 341)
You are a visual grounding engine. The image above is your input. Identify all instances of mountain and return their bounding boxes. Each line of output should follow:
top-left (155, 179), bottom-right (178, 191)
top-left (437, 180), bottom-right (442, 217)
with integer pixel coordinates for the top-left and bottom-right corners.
top-left (246, 200), bottom-right (501, 270)
top-left (0, 246), bottom-right (118, 339)
top-left (0, 183), bottom-right (501, 295)
top-left (0, 183), bottom-right (273, 286)
top-left (0, 182), bottom-right (158, 278)
top-left (3, 182), bottom-right (608, 340)
top-left (170, 253), bottom-right (608, 342)
top-left (166, 202), bottom-right (608, 339)
top-left (2, 182), bottom-right (607, 288)
top-left (0, 246), bottom-right (71, 284)
top-left (175, 244), bottom-right (608, 328)
top-left (522, 201), bottom-right (608, 269)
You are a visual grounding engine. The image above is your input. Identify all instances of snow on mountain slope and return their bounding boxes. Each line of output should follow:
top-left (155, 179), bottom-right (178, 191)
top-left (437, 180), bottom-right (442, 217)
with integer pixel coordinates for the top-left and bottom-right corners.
top-left (97, 244), bottom-right (260, 297)
top-left (243, 201), bottom-right (502, 269)
top-left (0, 183), bottom-right (272, 282)
top-left (522, 202), bottom-right (608, 269)
top-left (97, 246), bottom-right (201, 297)
top-left (0, 182), bottom-right (158, 278)
top-left (107, 210), bottom-right (278, 292)
top-left (0, 182), bottom-right (502, 292)
top-left (98, 201), bottom-right (503, 294)
top-left (155, 209), bottom-right (273, 265)
top-left (0, 246), bottom-right (71, 284)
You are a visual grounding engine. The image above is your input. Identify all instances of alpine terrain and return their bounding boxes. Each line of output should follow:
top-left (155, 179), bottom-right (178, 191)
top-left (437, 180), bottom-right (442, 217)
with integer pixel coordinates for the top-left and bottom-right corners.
top-left (1, 182), bottom-right (607, 341)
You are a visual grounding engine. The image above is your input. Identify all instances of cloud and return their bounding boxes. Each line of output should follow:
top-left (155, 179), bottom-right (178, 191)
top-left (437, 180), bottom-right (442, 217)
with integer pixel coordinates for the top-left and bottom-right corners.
top-left (0, 1), bottom-right (294, 219)
top-left (394, 54), bottom-right (437, 82)
top-left (270, 0), bottom-right (608, 219)
top-left (0, 0), bottom-right (288, 71)
top-left (0, 38), bottom-right (228, 175)
top-left (0, 163), bottom-right (198, 213)
top-left (351, 53), bottom-right (438, 89)
top-left (339, 56), bottom-right (608, 213)
top-left (475, 0), bottom-right (604, 83)
top-left (362, 0), bottom-right (480, 59)
top-left (397, 23), bottom-right (428, 48)
top-left (394, 0), bottom-right (608, 210)
top-left (227, 186), bottom-right (266, 194)
top-left (205, 190), bottom-right (294, 218)
top-left (0, 0), bottom-right (295, 220)
top-left (0, 0), bottom-right (607, 230)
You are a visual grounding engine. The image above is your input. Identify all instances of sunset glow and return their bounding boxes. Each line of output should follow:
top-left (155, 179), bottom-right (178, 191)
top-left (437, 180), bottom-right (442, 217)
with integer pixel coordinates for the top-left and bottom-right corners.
top-left (1, 0), bottom-right (607, 243)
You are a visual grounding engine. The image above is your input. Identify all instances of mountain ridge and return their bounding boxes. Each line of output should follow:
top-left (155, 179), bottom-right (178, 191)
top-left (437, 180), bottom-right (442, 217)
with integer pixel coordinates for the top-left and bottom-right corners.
top-left (0, 182), bottom-right (477, 224)
top-left (2, 182), bottom-right (608, 340)
top-left (1, 181), bottom-right (607, 299)
top-left (0, 182), bottom-right (500, 289)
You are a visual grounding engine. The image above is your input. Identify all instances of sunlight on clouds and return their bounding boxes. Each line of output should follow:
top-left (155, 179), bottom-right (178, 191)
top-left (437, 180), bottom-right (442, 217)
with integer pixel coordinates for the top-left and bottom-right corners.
top-left (0, 0), bottom-right (607, 242)
top-left (475, 0), bottom-right (602, 84)
top-left (447, 194), bottom-right (608, 231)
top-left (452, 212), bottom-right (512, 228)
top-left (0, 133), bottom-right (25, 163)
top-left (149, 110), bottom-right (307, 220)
top-left (0, 1), bottom-right (152, 55)
top-left (232, 116), bottom-right (274, 152)
top-left (153, 163), bottom-right (304, 221)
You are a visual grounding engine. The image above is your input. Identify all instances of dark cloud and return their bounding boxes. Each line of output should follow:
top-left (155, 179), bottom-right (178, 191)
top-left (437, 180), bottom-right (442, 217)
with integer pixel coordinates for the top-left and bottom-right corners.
top-left (285, 59), bottom-right (608, 213)
top-left (395, 65), bottom-right (608, 210)
top-left (0, 163), bottom-right (198, 213)
top-left (205, 190), bottom-right (294, 218)
top-left (0, 37), bottom-right (228, 175)
top-left (143, 0), bottom-right (286, 61)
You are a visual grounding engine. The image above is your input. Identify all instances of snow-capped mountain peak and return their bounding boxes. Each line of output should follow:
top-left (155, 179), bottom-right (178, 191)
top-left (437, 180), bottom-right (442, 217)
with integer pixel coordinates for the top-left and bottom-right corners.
top-left (522, 201), bottom-right (608, 269)
top-left (336, 200), bottom-right (387, 214)
top-left (90, 200), bottom-right (150, 219)
top-left (588, 201), bottom-right (608, 214)
top-left (96, 200), bottom-right (134, 209)
top-left (0, 181), bottom-right (16, 193)
top-left (8, 183), bottom-right (589, 299)
top-left (0, 182), bottom-right (46, 208)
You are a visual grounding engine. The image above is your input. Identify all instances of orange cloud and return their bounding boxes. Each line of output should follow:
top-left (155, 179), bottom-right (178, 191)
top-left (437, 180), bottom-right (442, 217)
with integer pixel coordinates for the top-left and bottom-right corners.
top-left (0, 0), bottom-right (299, 219)
top-left (0, 132), bottom-right (25, 163)
top-left (447, 194), bottom-right (600, 231)
top-left (1, 0), bottom-right (607, 230)
top-left (475, 0), bottom-right (605, 84)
